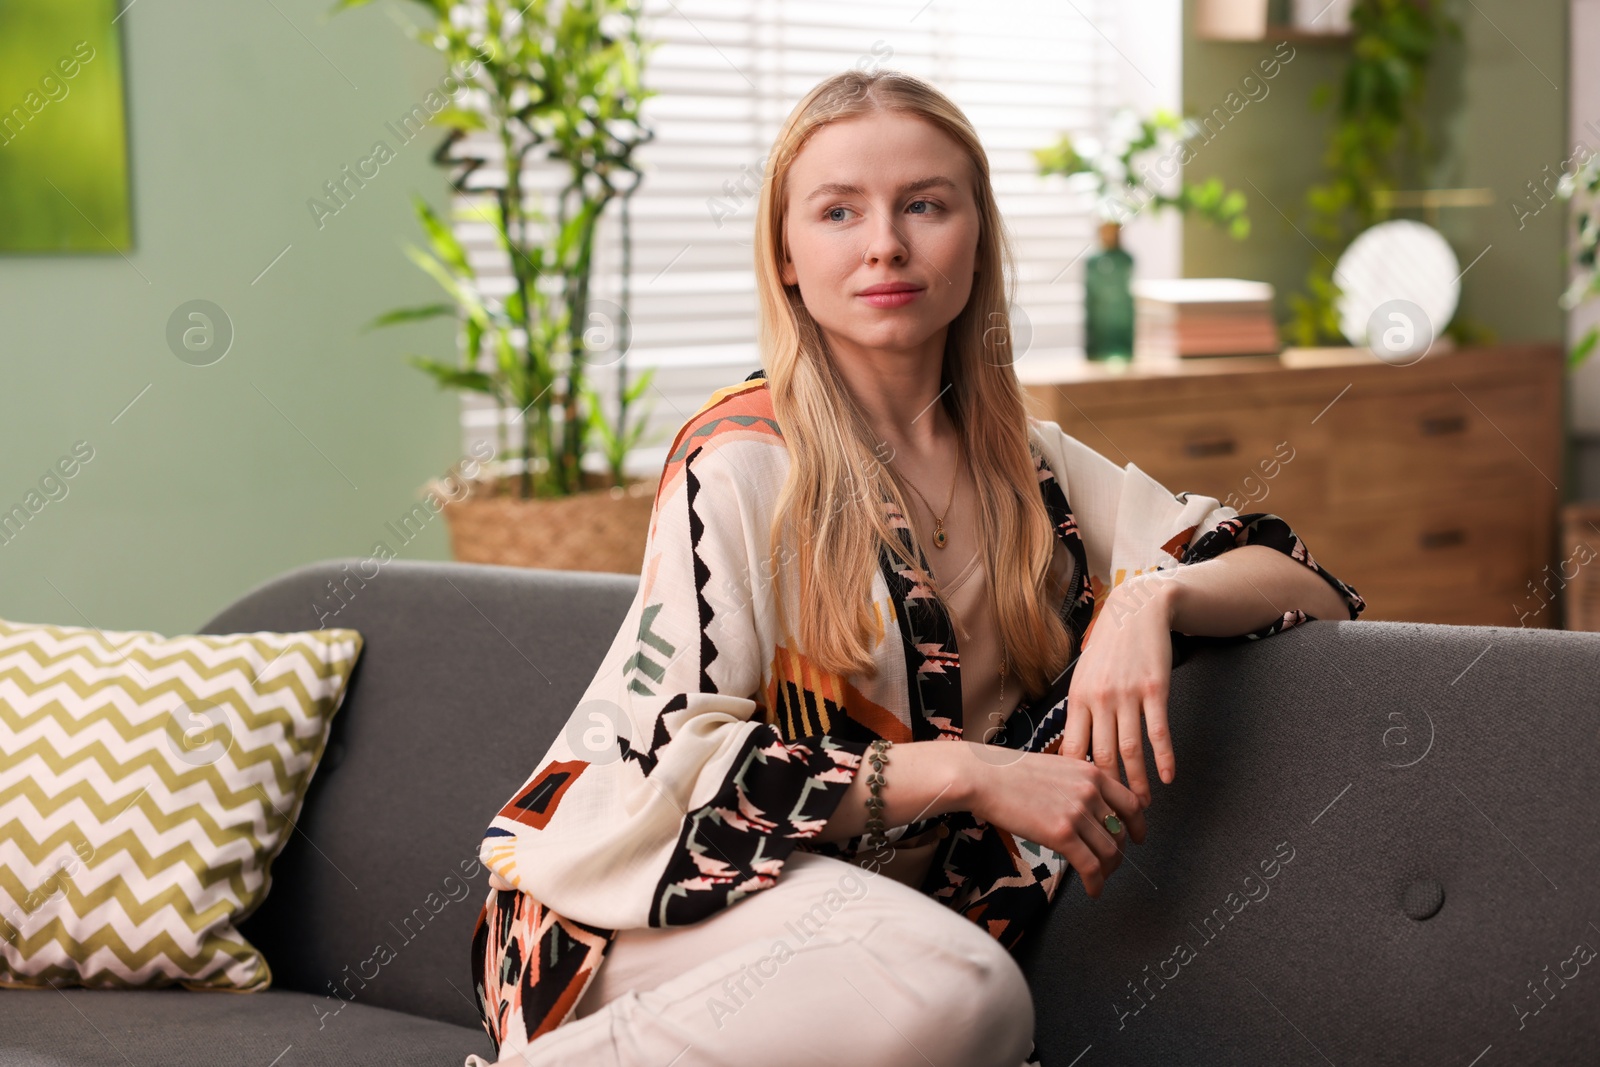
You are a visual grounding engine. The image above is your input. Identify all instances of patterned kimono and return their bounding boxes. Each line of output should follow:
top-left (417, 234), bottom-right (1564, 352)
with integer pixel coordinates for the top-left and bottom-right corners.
top-left (468, 369), bottom-right (1365, 1063)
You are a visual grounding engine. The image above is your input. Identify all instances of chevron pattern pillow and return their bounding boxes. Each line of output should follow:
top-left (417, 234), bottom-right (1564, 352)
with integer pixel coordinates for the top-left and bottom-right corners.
top-left (0, 616), bottom-right (362, 991)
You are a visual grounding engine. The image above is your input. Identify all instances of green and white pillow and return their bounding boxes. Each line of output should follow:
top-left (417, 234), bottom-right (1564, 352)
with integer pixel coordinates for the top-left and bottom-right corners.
top-left (0, 616), bottom-right (362, 991)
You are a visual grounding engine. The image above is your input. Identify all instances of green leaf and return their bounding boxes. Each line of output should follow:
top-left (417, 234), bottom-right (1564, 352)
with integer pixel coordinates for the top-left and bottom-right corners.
top-left (494, 330), bottom-right (519, 382)
top-left (363, 303), bottom-right (457, 332)
top-left (1150, 107), bottom-right (1182, 132)
top-left (404, 245), bottom-right (486, 323)
top-left (412, 195), bottom-right (472, 276)
top-left (1570, 328), bottom-right (1598, 369)
top-left (463, 316), bottom-right (485, 377)
top-left (431, 107), bottom-right (487, 132)
top-left (1034, 135), bottom-right (1093, 179)
top-left (555, 199), bottom-right (602, 264)
top-left (406, 357), bottom-right (497, 394)
top-left (622, 366), bottom-right (655, 404)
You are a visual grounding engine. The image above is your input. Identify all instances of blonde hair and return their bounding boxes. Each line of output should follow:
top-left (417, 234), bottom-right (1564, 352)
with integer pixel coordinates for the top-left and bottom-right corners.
top-left (753, 69), bottom-right (1075, 700)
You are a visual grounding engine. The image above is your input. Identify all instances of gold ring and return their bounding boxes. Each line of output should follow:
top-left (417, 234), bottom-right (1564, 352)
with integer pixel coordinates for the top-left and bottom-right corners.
top-left (1103, 812), bottom-right (1123, 835)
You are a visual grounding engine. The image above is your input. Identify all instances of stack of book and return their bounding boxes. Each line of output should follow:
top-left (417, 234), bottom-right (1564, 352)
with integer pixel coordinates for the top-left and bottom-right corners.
top-left (1131, 278), bottom-right (1280, 361)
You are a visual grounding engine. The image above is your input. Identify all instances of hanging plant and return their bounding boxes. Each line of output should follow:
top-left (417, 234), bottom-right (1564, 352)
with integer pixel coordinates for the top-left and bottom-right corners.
top-left (1285, 0), bottom-right (1460, 347)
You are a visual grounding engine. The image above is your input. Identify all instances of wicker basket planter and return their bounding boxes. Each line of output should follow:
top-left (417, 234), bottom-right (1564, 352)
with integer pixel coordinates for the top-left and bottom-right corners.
top-left (438, 474), bottom-right (660, 575)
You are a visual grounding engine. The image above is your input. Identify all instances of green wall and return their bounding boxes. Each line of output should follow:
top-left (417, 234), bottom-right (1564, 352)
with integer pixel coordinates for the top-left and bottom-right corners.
top-left (0, 0), bottom-right (462, 634)
top-left (1181, 0), bottom-right (1569, 346)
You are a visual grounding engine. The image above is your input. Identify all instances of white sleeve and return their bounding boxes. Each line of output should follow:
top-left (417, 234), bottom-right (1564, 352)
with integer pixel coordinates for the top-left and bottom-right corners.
top-left (1028, 416), bottom-right (1364, 641)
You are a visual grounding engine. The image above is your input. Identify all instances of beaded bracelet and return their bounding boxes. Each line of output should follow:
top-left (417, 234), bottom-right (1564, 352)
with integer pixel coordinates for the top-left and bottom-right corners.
top-left (863, 738), bottom-right (892, 851)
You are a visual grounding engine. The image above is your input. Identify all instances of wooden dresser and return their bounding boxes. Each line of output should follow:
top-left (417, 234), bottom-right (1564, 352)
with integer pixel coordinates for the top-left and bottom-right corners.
top-left (1019, 342), bottom-right (1565, 628)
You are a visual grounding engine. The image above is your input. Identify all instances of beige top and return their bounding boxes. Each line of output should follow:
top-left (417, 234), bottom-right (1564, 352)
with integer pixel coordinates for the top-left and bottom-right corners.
top-left (943, 549), bottom-right (1022, 737)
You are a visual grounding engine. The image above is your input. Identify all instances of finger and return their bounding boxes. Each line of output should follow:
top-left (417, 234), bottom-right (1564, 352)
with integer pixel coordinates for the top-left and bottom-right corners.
top-left (1115, 691), bottom-right (1150, 809)
top-left (1091, 702), bottom-right (1118, 775)
top-left (1060, 836), bottom-right (1105, 898)
top-left (488, 872), bottom-right (515, 892)
top-left (1096, 772), bottom-right (1148, 845)
top-left (1143, 677), bottom-right (1176, 786)
top-left (1063, 695), bottom-right (1091, 761)
top-left (1077, 800), bottom-right (1124, 873)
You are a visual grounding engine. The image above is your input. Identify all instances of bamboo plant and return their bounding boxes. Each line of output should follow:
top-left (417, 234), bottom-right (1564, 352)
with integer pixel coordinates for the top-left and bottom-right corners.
top-left (340, 0), bottom-right (660, 498)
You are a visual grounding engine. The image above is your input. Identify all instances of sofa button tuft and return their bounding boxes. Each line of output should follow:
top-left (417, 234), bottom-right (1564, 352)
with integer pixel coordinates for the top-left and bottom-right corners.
top-left (1401, 879), bottom-right (1444, 921)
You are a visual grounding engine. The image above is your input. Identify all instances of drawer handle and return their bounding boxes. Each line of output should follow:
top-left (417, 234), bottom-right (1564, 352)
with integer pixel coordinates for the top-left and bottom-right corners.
top-left (1419, 528), bottom-right (1465, 550)
top-left (1419, 415), bottom-right (1467, 436)
top-left (1182, 437), bottom-right (1237, 458)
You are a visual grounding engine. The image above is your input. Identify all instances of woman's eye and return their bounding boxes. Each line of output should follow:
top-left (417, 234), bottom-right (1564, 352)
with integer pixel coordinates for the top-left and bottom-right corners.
top-left (824, 200), bottom-right (942, 222)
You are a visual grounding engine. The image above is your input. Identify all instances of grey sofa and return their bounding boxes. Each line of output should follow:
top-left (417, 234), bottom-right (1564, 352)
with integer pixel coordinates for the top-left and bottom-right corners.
top-left (6, 558), bottom-right (1598, 1066)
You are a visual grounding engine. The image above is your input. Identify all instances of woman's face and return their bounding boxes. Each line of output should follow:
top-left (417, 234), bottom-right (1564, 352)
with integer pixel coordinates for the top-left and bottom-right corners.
top-left (780, 111), bottom-right (980, 362)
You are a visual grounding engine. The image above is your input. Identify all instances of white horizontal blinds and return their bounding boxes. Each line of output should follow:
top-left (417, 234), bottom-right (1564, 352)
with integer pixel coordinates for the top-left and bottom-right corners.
top-left (455, 0), bottom-right (1123, 479)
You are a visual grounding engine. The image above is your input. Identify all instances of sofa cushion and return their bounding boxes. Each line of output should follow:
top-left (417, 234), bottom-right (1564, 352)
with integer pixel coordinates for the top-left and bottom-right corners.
top-left (0, 986), bottom-right (493, 1066)
top-left (0, 618), bottom-right (362, 992)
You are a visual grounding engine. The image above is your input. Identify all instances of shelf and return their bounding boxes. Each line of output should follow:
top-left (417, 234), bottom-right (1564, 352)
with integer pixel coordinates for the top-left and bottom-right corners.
top-left (1195, 24), bottom-right (1352, 42)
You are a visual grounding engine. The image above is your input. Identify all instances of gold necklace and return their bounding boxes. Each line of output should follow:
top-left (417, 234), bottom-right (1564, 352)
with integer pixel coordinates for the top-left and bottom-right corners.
top-left (895, 442), bottom-right (963, 549)
top-left (998, 641), bottom-right (1008, 723)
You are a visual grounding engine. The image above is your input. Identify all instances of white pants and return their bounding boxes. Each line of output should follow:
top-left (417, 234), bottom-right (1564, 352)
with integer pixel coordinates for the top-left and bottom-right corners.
top-left (474, 849), bottom-right (1037, 1067)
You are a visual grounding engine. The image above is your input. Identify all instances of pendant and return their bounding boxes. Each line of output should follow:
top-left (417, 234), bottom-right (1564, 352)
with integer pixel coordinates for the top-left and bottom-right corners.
top-left (933, 521), bottom-right (947, 549)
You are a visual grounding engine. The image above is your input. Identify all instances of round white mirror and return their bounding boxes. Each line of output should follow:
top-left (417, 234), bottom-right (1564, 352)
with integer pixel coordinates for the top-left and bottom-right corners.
top-left (1333, 219), bottom-right (1460, 365)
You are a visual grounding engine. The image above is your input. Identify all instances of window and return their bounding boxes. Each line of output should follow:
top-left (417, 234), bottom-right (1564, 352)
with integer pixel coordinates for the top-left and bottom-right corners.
top-left (453, 0), bottom-right (1179, 479)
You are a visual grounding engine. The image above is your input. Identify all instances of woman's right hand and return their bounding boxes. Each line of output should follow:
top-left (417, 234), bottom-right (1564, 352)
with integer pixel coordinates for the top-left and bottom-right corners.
top-left (961, 746), bottom-right (1147, 898)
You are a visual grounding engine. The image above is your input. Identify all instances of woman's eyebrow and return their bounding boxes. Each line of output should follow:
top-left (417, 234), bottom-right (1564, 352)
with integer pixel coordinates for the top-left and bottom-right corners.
top-left (802, 176), bottom-right (958, 202)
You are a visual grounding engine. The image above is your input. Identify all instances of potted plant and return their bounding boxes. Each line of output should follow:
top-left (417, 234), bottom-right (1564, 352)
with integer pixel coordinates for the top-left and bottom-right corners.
top-left (339, 0), bottom-right (663, 574)
top-left (1035, 107), bottom-right (1250, 361)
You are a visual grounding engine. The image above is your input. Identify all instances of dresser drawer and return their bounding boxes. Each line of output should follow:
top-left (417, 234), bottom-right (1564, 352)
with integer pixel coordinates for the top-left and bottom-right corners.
top-left (1058, 402), bottom-right (1329, 513)
top-left (1303, 492), bottom-right (1552, 625)
top-left (1319, 380), bottom-right (1558, 505)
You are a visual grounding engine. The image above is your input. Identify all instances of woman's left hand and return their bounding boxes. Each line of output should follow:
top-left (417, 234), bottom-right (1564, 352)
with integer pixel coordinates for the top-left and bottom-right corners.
top-left (1060, 572), bottom-right (1179, 809)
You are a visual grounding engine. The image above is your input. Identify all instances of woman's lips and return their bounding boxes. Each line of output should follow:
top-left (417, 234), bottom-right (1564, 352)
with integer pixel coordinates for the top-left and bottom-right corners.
top-left (857, 288), bottom-right (924, 308)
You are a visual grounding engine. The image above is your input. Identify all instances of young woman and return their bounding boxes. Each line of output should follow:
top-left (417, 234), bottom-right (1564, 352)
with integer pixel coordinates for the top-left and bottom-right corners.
top-left (466, 70), bottom-right (1364, 1067)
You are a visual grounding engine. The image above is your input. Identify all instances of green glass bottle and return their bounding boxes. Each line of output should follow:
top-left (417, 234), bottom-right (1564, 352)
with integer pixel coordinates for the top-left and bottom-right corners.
top-left (1084, 221), bottom-right (1134, 362)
